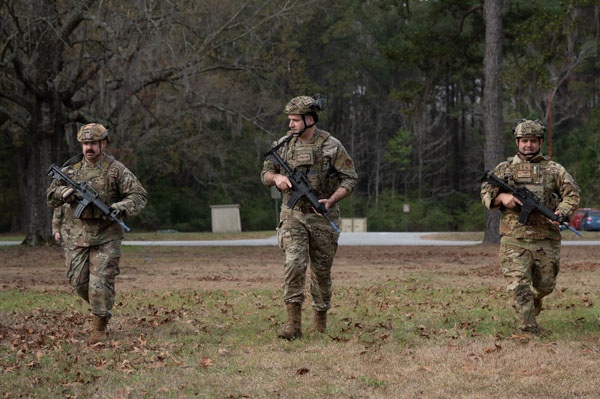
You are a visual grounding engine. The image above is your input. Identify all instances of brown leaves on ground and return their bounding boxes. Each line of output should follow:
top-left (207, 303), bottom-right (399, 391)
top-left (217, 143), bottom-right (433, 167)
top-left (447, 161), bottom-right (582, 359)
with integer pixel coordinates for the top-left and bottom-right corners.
top-left (1, 243), bottom-right (600, 398)
top-left (0, 306), bottom-right (213, 377)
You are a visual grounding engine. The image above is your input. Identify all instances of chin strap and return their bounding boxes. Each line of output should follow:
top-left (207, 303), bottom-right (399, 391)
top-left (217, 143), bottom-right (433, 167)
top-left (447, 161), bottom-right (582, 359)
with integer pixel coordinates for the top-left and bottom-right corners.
top-left (296, 115), bottom-right (316, 137)
top-left (518, 150), bottom-right (540, 159)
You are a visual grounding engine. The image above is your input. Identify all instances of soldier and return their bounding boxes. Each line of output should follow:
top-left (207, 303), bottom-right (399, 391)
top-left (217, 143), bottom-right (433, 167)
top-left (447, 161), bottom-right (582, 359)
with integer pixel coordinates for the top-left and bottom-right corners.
top-left (481, 119), bottom-right (580, 334)
top-left (47, 123), bottom-right (147, 343)
top-left (261, 95), bottom-right (358, 339)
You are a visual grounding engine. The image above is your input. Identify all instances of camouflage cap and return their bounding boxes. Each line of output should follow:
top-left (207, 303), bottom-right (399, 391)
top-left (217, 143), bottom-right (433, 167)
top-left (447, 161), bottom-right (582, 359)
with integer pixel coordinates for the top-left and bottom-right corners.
top-left (77, 123), bottom-right (108, 143)
top-left (513, 119), bottom-right (545, 138)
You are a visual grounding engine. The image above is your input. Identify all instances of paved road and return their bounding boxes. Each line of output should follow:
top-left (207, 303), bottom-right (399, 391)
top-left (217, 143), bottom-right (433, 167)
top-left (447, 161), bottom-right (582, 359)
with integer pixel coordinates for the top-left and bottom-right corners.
top-left (122, 232), bottom-right (481, 246)
top-left (1, 232), bottom-right (597, 246)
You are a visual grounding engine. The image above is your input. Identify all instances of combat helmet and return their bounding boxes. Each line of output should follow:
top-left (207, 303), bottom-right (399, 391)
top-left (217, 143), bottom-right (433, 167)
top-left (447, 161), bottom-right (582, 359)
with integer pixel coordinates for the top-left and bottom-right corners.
top-left (77, 123), bottom-right (109, 143)
top-left (512, 119), bottom-right (545, 139)
top-left (284, 94), bottom-right (326, 123)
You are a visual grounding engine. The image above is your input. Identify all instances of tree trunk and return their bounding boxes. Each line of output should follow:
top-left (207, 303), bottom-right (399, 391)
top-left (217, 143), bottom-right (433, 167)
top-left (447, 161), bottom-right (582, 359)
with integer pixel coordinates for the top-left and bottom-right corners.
top-left (16, 1), bottom-right (64, 245)
top-left (482, 0), bottom-right (505, 244)
top-left (18, 126), bottom-right (60, 246)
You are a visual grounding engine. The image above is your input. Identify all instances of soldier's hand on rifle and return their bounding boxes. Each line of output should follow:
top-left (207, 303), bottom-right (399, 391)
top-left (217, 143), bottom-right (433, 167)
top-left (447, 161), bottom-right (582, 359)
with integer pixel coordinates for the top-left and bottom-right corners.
top-left (110, 203), bottom-right (124, 219)
top-left (494, 193), bottom-right (522, 209)
top-left (272, 174), bottom-right (292, 191)
top-left (549, 210), bottom-right (563, 226)
top-left (316, 198), bottom-right (333, 214)
top-left (57, 186), bottom-right (77, 203)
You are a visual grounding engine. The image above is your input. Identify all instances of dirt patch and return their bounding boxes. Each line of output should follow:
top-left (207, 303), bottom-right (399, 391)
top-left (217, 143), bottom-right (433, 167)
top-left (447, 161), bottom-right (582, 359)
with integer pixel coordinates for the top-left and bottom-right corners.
top-left (2, 244), bottom-right (599, 292)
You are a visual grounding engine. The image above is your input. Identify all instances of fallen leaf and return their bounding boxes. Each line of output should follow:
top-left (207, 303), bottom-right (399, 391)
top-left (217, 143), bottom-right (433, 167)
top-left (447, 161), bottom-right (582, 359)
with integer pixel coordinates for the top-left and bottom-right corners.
top-left (200, 356), bottom-right (213, 368)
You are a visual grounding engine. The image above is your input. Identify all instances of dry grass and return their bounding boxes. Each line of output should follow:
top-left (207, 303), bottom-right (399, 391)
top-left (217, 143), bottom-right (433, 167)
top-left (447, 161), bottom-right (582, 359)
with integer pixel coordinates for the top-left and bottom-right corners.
top-left (1, 243), bottom-right (600, 398)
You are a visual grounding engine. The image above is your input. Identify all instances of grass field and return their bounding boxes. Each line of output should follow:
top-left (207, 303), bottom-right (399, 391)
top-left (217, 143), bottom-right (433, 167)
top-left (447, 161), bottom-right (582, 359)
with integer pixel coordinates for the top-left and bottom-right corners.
top-left (2, 287), bottom-right (599, 398)
top-left (1, 236), bottom-right (599, 398)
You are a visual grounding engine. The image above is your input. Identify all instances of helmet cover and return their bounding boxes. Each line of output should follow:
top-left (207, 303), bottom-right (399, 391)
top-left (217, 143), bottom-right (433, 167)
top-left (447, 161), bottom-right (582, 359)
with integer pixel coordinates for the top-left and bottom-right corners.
top-left (513, 119), bottom-right (545, 138)
top-left (77, 123), bottom-right (108, 143)
top-left (284, 94), bottom-right (326, 115)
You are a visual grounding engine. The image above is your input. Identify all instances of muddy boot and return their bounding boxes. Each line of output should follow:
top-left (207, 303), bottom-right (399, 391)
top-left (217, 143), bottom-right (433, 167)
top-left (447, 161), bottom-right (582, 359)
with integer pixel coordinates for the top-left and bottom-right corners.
top-left (314, 310), bottom-right (327, 333)
top-left (89, 315), bottom-right (109, 344)
top-left (278, 303), bottom-right (302, 340)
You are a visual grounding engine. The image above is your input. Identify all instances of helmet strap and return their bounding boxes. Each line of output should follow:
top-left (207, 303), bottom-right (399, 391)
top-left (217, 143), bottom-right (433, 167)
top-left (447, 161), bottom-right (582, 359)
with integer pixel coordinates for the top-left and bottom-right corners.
top-left (516, 137), bottom-right (542, 159)
top-left (297, 114), bottom-right (316, 136)
top-left (518, 150), bottom-right (540, 159)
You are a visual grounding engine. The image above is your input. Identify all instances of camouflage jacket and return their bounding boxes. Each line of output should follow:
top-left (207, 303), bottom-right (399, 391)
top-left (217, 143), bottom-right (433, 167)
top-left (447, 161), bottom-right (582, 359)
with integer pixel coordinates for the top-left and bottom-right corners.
top-left (51, 204), bottom-right (70, 236)
top-left (261, 129), bottom-right (358, 211)
top-left (47, 153), bottom-right (147, 246)
top-left (481, 153), bottom-right (580, 240)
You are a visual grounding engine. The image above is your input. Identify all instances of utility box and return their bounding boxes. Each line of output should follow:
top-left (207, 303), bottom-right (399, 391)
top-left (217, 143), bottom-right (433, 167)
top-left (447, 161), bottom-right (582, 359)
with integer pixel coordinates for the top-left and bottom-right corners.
top-left (340, 218), bottom-right (367, 232)
top-left (210, 204), bottom-right (242, 233)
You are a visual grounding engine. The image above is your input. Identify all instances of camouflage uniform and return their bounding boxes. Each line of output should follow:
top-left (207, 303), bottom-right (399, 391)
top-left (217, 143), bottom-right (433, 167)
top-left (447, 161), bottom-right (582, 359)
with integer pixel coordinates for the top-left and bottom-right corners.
top-left (47, 124), bottom-right (147, 327)
top-left (263, 129), bottom-right (357, 309)
top-left (481, 120), bottom-right (579, 332)
top-left (261, 95), bottom-right (357, 338)
top-left (52, 204), bottom-right (68, 240)
top-left (52, 204), bottom-right (73, 265)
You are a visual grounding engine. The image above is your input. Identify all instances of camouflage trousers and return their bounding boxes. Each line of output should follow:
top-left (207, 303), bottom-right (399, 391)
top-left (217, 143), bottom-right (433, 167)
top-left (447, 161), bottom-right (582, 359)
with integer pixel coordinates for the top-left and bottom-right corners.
top-left (499, 236), bottom-right (560, 330)
top-left (65, 240), bottom-right (121, 318)
top-left (277, 208), bottom-right (340, 311)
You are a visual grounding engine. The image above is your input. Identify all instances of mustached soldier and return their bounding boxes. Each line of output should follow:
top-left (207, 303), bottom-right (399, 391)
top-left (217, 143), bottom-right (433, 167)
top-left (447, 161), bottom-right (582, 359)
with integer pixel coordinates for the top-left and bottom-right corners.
top-left (481, 119), bottom-right (579, 334)
top-left (47, 123), bottom-right (147, 343)
top-left (261, 95), bottom-right (358, 339)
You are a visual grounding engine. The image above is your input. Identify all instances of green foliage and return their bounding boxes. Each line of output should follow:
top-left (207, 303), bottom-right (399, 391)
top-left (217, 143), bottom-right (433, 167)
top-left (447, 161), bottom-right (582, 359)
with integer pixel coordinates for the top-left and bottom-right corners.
top-left (457, 200), bottom-right (487, 231)
top-left (384, 129), bottom-right (412, 170)
top-left (366, 190), bottom-right (482, 232)
top-left (559, 103), bottom-right (600, 207)
top-left (1, 0), bottom-right (599, 235)
top-left (240, 191), bottom-right (279, 231)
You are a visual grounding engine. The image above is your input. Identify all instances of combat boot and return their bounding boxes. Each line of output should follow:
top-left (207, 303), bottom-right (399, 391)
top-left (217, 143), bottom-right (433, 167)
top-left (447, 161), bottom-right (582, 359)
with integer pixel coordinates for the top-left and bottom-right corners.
top-left (278, 303), bottom-right (302, 340)
top-left (89, 315), bottom-right (109, 344)
top-left (314, 310), bottom-right (327, 333)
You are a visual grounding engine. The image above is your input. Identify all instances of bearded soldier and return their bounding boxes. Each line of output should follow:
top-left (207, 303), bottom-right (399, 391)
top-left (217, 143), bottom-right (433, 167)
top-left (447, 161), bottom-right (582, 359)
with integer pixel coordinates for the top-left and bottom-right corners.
top-left (261, 95), bottom-right (358, 339)
top-left (481, 119), bottom-right (579, 334)
top-left (47, 123), bottom-right (147, 343)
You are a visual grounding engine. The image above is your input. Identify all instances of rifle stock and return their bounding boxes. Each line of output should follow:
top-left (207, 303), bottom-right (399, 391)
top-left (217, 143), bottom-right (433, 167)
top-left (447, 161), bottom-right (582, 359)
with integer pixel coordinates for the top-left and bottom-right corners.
top-left (482, 170), bottom-right (581, 237)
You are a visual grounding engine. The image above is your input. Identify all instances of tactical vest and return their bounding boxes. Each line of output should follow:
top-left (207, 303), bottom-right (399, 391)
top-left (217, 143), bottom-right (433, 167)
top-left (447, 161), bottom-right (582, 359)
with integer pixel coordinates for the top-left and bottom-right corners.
top-left (283, 131), bottom-right (333, 203)
top-left (65, 154), bottom-right (121, 219)
top-left (504, 156), bottom-right (561, 212)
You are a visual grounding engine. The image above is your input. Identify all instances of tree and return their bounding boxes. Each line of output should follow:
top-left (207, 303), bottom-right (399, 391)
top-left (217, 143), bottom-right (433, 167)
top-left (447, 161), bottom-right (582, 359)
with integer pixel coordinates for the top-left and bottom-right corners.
top-left (503, 1), bottom-right (600, 140)
top-left (482, 0), bottom-right (505, 243)
top-left (2, 0), bottom-right (599, 237)
top-left (0, 0), bottom-right (308, 244)
top-left (0, 1), bottom-right (94, 245)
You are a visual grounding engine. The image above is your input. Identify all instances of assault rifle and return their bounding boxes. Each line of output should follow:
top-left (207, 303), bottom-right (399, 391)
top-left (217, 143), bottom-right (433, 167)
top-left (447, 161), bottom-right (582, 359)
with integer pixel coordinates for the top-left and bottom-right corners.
top-left (265, 135), bottom-right (340, 233)
top-left (47, 164), bottom-right (131, 232)
top-left (482, 170), bottom-right (581, 237)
